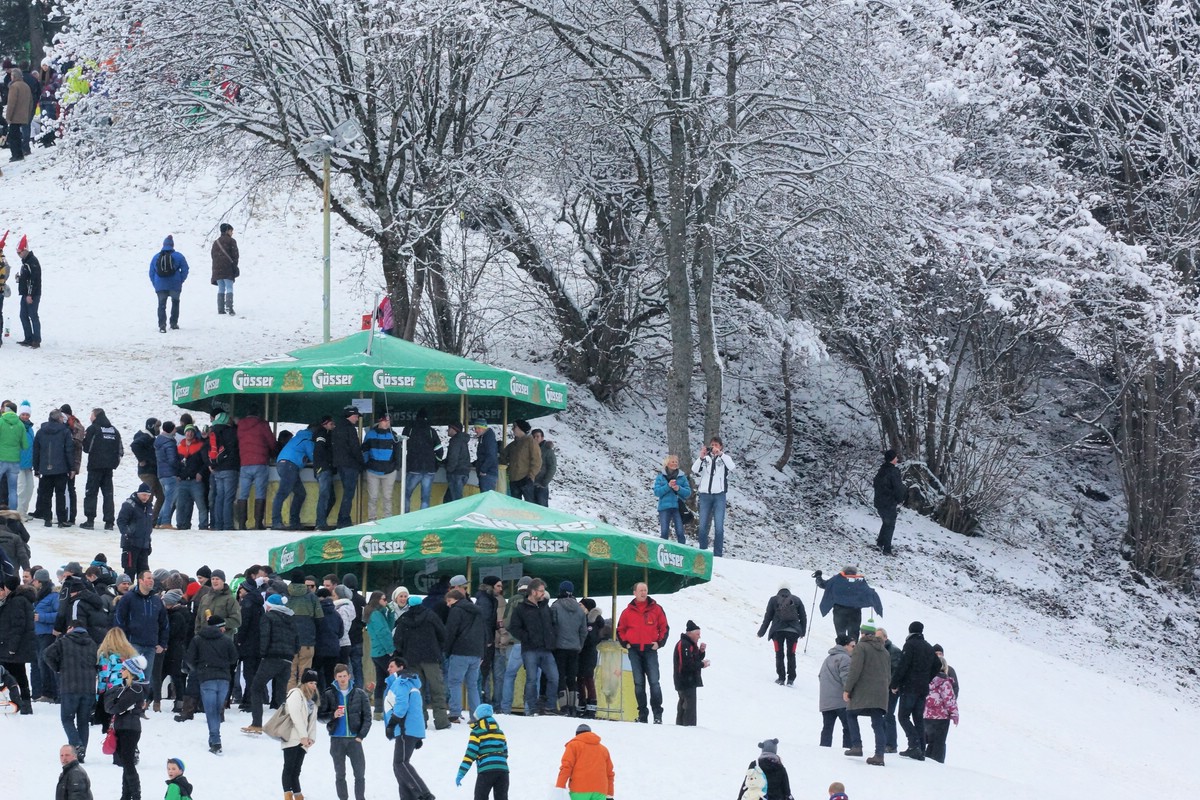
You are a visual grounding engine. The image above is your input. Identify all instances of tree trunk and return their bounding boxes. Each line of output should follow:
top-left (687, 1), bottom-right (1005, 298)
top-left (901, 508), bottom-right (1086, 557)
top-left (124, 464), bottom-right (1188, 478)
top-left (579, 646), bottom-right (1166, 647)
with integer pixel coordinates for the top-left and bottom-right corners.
top-left (29, 3), bottom-right (45, 65)
top-left (774, 339), bottom-right (793, 472)
top-left (664, 117), bottom-right (694, 463)
top-left (379, 229), bottom-right (412, 341)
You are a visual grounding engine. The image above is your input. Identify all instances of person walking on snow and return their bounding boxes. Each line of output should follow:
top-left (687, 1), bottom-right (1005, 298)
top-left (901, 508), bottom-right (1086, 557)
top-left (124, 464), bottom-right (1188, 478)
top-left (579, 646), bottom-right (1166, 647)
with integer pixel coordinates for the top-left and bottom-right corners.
top-left (814, 566), bottom-right (883, 643)
top-left (555, 723), bottom-right (614, 800)
top-left (872, 449), bottom-right (906, 555)
top-left (757, 585), bottom-right (807, 686)
top-left (456, 703), bottom-right (509, 800)
top-left (210, 223), bottom-right (238, 316)
top-left (149, 235), bottom-right (189, 333)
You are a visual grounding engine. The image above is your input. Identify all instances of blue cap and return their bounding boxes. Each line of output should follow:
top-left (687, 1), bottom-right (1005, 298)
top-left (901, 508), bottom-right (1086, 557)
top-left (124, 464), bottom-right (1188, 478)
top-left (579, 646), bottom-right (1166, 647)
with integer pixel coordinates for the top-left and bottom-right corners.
top-left (473, 703), bottom-right (494, 721)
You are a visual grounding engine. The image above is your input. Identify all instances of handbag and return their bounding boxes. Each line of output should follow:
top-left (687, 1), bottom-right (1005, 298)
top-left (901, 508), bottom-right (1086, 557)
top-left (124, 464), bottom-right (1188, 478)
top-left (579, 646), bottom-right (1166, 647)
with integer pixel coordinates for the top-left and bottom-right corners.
top-left (263, 703), bottom-right (293, 741)
top-left (101, 727), bottom-right (118, 756)
top-left (678, 501), bottom-right (695, 525)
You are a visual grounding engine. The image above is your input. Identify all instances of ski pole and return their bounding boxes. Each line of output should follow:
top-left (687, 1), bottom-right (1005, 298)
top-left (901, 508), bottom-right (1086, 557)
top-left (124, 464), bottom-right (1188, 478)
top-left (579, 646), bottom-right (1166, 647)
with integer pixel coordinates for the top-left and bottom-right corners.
top-left (802, 577), bottom-right (820, 654)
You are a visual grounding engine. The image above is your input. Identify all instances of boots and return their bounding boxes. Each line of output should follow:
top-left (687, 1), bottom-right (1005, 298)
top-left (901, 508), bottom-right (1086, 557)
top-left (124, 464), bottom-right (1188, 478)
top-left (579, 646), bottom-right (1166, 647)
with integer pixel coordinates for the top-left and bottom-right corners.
top-left (152, 701), bottom-right (161, 713)
top-left (284, 793), bottom-right (293, 800)
top-left (173, 696), bottom-right (196, 722)
top-left (217, 293), bottom-right (226, 314)
top-left (226, 293), bottom-right (234, 315)
top-left (254, 499), bottom-right (266, 531)
top-left (866, 754), bottom-right (885, 766)
top-left (844, 746), bottom-right (863, 757)
top-left (233, 500), bottom-right (248, 531)
top-left (293, 794), bottom-right (303, 800)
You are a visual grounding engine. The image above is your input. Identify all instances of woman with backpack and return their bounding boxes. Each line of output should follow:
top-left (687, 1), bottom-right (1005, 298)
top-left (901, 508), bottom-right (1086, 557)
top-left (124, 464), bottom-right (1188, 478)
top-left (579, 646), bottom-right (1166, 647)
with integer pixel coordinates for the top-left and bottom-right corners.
top-left (756, 586), bottom-right (807, 686)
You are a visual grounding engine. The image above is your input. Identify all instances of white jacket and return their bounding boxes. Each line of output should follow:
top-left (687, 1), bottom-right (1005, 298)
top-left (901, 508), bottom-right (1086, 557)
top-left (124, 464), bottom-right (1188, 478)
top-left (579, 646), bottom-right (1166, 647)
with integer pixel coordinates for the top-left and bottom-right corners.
top-left (280, 687), bottom-right (318, 749)
top-left (692, 453), bottom-right (735, 494)
top-left (335, 598), bottom-right (356, 647)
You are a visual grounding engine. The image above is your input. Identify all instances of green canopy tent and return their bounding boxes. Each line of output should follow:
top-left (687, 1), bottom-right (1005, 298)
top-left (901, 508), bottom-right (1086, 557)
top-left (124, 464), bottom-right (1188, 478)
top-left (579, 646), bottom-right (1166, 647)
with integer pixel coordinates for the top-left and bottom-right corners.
top-left (266, 492), bottom-right (712, 595)
top-left (169, 330), bottom-right (568, 425)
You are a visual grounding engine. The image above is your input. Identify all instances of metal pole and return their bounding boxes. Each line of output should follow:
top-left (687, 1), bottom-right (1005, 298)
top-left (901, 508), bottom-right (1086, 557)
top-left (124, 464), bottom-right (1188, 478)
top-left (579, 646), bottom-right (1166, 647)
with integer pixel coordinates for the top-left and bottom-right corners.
top-left (610, 564), bottom-right (618, 641)
top-left (367, 293), bottom-right (378, 355)
top-left (802, 580), bottom-right (820, 654)
top-left (322, 149), bottom-right (332, 343)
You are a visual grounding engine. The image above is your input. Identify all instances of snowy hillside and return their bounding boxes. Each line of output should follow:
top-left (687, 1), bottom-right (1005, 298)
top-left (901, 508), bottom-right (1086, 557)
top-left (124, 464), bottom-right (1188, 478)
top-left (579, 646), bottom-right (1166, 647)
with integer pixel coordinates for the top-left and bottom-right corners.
top-left (3, 149), bottom-right (1199, 797)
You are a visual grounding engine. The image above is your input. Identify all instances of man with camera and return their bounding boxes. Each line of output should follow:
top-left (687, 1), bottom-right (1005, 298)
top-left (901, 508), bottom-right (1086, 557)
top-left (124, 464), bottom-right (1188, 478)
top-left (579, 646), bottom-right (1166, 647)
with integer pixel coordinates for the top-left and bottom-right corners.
top-left (692, 437), bottom-right (735, 557)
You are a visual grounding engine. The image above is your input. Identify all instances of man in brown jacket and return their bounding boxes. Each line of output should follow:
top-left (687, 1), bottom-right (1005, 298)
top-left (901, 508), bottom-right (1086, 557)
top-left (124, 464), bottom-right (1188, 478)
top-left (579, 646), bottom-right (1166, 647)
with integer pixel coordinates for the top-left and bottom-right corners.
top-left (4, 68), bottom-right (31, 161)
top-left (504, 420), bottom-right (541, 503)
top-left (842, 619), bottom-right (891, 765)
top-left (210, 223), bottom-right (239, 315)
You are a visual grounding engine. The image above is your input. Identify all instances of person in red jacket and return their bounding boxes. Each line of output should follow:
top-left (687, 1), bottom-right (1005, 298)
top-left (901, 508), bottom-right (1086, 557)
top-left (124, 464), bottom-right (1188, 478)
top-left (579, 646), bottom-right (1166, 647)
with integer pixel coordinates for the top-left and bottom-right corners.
top-left (235, 414), bottom-right (276, 530)
top-left (555, 723), bottom-right (614, 799)
top-left (616, 582), bottom-right (669, 724)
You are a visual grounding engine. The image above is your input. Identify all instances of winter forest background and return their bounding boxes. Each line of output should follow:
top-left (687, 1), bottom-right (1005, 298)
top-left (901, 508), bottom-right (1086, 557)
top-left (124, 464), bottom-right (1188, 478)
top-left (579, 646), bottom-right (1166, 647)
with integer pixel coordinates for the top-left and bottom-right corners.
top-left (33, 2), bottom-right (1200, 657)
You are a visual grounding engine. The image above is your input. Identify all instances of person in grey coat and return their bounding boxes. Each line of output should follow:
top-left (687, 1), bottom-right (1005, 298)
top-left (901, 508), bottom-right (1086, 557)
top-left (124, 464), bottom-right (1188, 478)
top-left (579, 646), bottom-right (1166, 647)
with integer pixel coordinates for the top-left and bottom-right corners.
top-left (44, 622), bottom-right (100, 759)
top-left (550, 580), bottom-right (587, 715)
top-left (842, 620), bottom-right (891, 766)
top-left (817, 635), bottom-right (854, 749)
top-left (532, 429), bottom-right (556, 507)
top-left (877, 627), bottom-right (904, 753)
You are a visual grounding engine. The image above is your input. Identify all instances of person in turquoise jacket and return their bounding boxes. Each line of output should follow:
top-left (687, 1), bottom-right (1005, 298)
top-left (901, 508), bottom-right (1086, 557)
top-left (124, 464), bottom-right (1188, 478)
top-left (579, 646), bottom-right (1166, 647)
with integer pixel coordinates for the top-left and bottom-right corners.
top-left (383, 656), bottom-right (431, 800)
top-left (148, 235), bottom-right (189, 333)
top-left (364, 591), bottom-right (395, 716)
top-left (0, 402), bottom-right (29, 510)
top-left (653, 454), bottom-right (692, 544)
top-left (17, 406), bottom-right (34, 516)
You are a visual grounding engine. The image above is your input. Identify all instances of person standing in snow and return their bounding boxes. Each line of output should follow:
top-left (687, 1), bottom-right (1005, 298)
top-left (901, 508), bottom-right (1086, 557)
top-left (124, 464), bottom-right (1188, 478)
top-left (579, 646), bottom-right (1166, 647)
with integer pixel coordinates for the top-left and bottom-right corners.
top-left (0, 400), bottom-right (29, 512)
top-left (57, 743), bottom-right (93, 800)
top-left (875, 627), bottom-right (903, 753)
top-left (842, 620), bottom-right (889, 766)
top-left (149, 235), bottom-right (189, 334)
top-left (654, 454), bottom-right (692, 545)
top-left (532, 428), bottom-right (556, 506)
top-left (15, 236), bottom-right (41, 347)
top-left (33, 408), bottom-right (75, 527)
top-left (472, 420), bottom-right (499, 494)
top-left (891, 620), bottom-right (941, 762)
top-left (278, 669), bottom-right (320, 800)
top-left (555, 723), bottom-right (615, 800)
top-left (672, 619), bottom-right (708, 726)
top-left (692, 436), bottom-right (735, 556)
top-left (0, 235), bottom-right (8, 349)
top-left (931, 643), bottom-right (959, 697)
top-left (756, 585), bottom-right (807, 686)
top-left (456, 702), bottom-right (508, 799)
top-left (105, 655), bottom-right (150, 800)
top-left (4, 67), bottom-right (31, 161)
top-left (383, 655), bottom-right (434, 800)
top-left (117, 484), bottom-right (155, 577)
top-left (210, 223), bottom-right (238, 316)
top-left (818, 635), bottom-right (854, 750)
top-left (131, 419), bottom-right (164, 523)
top-left (163, 758), bottom-right (192, 800)
top-left (813, 566), bottom-right (883, 643)
top-left (616, 581), bottom-right (669, 724)
top-left (741, 738), bottom-right (792, 800)
top-left (80, 408), bottom-right (123, 531)
top-left (922, 656), bottom-right (959, 763)
top-left (317, 663), bottom-right (372, 800)
top-left (872, 449), bottom-right (906, 556)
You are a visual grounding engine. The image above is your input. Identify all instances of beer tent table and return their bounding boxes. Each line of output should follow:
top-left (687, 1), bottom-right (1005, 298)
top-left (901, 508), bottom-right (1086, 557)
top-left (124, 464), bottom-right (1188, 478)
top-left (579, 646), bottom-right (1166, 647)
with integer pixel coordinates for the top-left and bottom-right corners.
top-left (170, 329), bottom-right (568, 425)
top-left (265, 492), bottom-right (712, 721)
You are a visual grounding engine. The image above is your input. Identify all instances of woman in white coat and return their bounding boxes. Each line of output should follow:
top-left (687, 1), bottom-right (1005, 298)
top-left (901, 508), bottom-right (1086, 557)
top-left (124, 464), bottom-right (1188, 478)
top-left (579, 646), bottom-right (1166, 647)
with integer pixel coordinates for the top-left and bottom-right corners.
top-left (280, 668), bottom-right (319, 800)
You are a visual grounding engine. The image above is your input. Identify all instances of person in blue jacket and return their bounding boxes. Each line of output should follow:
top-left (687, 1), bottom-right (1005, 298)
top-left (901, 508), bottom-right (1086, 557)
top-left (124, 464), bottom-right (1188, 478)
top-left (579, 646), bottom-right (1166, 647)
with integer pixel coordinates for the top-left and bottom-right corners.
top-left (153, 422), bottom-right (180, 528)
top-left (149, 235), bottom-right (189, 333)
top-left (471, 420), bottom-right (498, 494)
top-left (272, 426), bottom-right (314, 531)
top-left (17, 404), bottom-right (34, 517)
top-left (814, 566), bottom-right (884, 643)
top-left (653, 454), bottom-right (692, 544)
top-left (31, 567), bottom-right (59, 701)
top-left (382, 655), bottom-right (432, 800)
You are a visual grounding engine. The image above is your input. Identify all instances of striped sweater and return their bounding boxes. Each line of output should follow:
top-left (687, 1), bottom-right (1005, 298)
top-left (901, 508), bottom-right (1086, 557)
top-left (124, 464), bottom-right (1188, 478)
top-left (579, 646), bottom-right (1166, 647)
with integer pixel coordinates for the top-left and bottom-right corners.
top-left (457, 716), bottom-right (509, 781)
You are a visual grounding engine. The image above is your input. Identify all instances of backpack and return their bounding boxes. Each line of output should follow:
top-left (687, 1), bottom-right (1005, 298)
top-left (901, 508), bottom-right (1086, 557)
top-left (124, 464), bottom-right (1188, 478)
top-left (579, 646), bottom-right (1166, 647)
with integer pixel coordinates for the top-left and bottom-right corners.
top-left (0, 545), bottom-right (16, 587)
top-left (155, 251), bottom-right (177, 278)
top-left (775, 596), bottom-right (799, 624)
top-left (209, 431), bottom-right (235, 467)
top-left (736, 762), bottom-right (767, 800)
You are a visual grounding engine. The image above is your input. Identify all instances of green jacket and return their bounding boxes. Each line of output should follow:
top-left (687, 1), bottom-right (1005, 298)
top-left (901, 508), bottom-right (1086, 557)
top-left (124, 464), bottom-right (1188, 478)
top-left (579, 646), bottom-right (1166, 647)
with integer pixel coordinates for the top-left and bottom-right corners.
top-left (0, 411), bottom-right (30, 462)
top-left (195, 585), bottom-right (242, 636)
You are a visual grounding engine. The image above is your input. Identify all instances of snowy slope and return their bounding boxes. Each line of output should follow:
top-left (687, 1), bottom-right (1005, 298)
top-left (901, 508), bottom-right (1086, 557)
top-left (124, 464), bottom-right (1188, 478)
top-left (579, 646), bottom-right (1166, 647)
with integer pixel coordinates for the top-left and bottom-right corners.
top-left (3, 149), bottom-right (1198, 797)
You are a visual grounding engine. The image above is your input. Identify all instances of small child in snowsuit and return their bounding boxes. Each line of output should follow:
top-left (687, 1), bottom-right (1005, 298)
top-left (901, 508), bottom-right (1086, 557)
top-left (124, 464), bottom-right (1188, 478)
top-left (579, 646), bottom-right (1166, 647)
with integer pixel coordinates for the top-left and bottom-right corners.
top-left (164, 758), bottom-right (193, 800)
top-left (828, 781), bottom-right (848, 800)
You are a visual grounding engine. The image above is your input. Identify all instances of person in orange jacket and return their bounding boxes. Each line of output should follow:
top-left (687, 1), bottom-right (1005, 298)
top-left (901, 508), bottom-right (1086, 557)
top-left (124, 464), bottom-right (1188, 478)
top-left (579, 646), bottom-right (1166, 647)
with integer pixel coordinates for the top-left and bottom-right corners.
top-left (615, 582), bottom-right (669, 724)
top-left (555, 723), bottom-right (614, 800)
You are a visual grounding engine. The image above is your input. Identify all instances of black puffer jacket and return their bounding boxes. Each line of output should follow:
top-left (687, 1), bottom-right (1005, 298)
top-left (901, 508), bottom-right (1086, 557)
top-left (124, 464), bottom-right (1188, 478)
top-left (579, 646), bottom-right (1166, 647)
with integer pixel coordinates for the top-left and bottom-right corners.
top-left (756, 588), bottom-right (807, 639)
top-left (392, 603), bottom-right (446, 665)
top-left (185, 624), bottom-right (240, 682)
top-left (163, 605), bottom-right (194, 678)
top-left (55, 587), bottom-right (111, 643)
top-left (130, 429), bottom-right (157, 474)
top-left (42, 627), bottom-right (99, 695)
top-left (259, 605), bottom-right (299, 660)
top-left (508, 596), bottom-right (556, 652)
top-left (0, 584), bottom-right (35, 662)
top-left (104, 680), bottom-right (148, 731)
top-left (891, 632), bottom-right (940, 696)
top-left (237, 585), bottom-right (264, 660)
top-left (117, 492), bottom-right (154, 551)
top-left (444, 600), bottom-right (486, 658)
top-left (82, 414), bottom-right (123, 470)
top-left (331, 418), bottom-right (363, 470)
top-left (318, 683), bottom-right (373, 739)
top-left (33, 419), bottom-right (74, 476)
top-left (0, 515), bottom-right (31, 572)
top-left (873, 461), bottom-right (906, 508)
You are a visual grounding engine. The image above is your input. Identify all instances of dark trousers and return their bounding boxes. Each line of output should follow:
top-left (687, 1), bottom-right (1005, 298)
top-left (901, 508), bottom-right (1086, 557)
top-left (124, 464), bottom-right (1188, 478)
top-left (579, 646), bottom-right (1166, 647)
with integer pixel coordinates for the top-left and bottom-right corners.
top-left (316, 470), bottom-right (335, 527)
top-left (35, 632), bottom-right (58, 699)
top-left (251, 657), bottom-right (292, 726)
top-left (473, 770), bottom-right (509, 800)
top-left (337, 468), bottom-right (360, 527)
top-left (7, 122), bottom-right (23, 160)
top-left (885, 689), bottom-right (899, 748)
top-left (35, 473), bottom-right (68, 524)
top-left (66, 473), bottom-right (78, 522)
top-left (122, 548), bottom-right (150, 577)
top-left (479, 646), bottom-right (495, 703)
top-left (330, 737), bottom-right (367, 800)
top-left (820, 708), bottom-right (852, 747)
top-left (281, 744), bottom-right (307, 792)
top-left (832, 606), bottom-right (863, 642)
top-left (771, 632), bottom-right (799, 681)
top-left (239, 653), bottom-right (261, 706)
top-left (138, 473), bottom-right (164, 523)
top-left (675, 686), bottom-right (697, 726)
top-left (19, 293), bottom-right (40, 342)
top-left (876, 503), bottom-right (898, 552)
top-left (846, 708), bottom-right (887, 756)
top-left (0, 660), bottom-right (29, 707)
top-left (60, 693), bottom-right (92, 749)
top-left (116, 728), bottom-right (141, 800)
top-left (156, 289), bottom-right (181, 329)
top-left (84, 468), bottom-right (115, 523)
top-left (532, 485), bottom-right (549, 506)
top-left (924, 718), bottom-right (951, 763)
top-left (272, 460), bottom-right (305, 528)
top-left (898, 692), bottom-right (928, 750)
top-left (392, 735), bottom-right (431, 800)
top-left (372, 656), bottom-right (391, 708)
top-left (626, 646), bottom-right (662, 720)
top-left (553, 648), bottom-right (579, 706)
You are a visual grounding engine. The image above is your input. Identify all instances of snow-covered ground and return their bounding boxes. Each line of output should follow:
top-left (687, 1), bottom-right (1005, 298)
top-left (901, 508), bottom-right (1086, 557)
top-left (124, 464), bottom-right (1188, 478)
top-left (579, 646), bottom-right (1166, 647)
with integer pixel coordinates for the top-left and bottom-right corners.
top-left (4, 150), bottom-right (1198, 798)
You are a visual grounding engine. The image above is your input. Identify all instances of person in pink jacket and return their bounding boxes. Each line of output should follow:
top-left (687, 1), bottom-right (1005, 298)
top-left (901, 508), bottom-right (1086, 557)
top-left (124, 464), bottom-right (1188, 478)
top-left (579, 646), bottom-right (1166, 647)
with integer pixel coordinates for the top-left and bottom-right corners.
top-left (922, 658), bottom-right (959, 763)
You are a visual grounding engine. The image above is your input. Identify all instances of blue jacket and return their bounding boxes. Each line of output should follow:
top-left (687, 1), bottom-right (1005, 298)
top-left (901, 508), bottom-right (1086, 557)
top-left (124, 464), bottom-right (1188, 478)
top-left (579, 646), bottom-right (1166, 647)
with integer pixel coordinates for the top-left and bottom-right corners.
top-left (315, 596), bottom-right (343, 658)
top-left (154, 433), bottom-right (180, 478)
top-left (278, 429), bottom-right (314, 466)
top-left (474, 428), bottom-right (498, 476)
top-left (653, 470), bottom-right (692, 511)
top-left (34, 587), bottom-right (60, 635)
top-left (19, 421), bottom-right (33, 470)
top-left (362, 426), bottom-right (400, 475)
top-left (114, 587), bottom-right (168, 649)
top-left (817, 571), bottom-right (884, 617)
top-left (383, 671), bottom-right (426, 739)
top-left (149, 238), bottom-right (189, 292)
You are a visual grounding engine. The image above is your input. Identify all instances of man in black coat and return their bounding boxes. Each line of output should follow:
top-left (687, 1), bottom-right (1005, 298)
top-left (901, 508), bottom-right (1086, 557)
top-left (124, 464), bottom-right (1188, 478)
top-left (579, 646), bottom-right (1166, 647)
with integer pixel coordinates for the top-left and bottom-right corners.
top-left (129, 419), bottom-right (163, 522)
top-left (185, 616), bottom-right (240, 753)
top-left (318, 663), bottom-right (373, 800)
top-left (507, 578), bottom-right (558, 716)
top-left (56, 744), bottom-right (93, 800)
top-left (391, 598), bottom-right (449, 729)
top-left (80, 408), bottom-right (123, 530)
top-left (331, 407), bottom-right (363, 528)
top-left (672, 620), bottom-right (709, 726)
top-left (756, 586), bottom-right (807, 686)
top-left (32, 408), bottom-right (74, 527)
top-left (891, 620), bottom-right (941, 761)
top-left (55, 578), bottom-right (110, 643)
top-left (474, 576), bottom-right (501, 703)
top-left (0, 578), bottom-right (35, 712)
top-left (872, 449), bottom-right (906, 555)
top-left (443, 588), bottom-right (486, 721)
top-left (243, 593), bottom-right (299, 733)
top-left (44, 622), bottom-right (100, 757)
top-left (116, 484), bottom-right (155, 576)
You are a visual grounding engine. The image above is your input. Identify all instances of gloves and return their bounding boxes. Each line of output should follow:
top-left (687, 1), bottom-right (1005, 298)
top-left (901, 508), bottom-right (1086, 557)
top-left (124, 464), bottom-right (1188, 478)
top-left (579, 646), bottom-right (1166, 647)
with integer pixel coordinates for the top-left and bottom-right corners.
top-left (812, 570), bottom-right (822, 579)
top-left (414, 738), bottom-right (423, 749)
top-left (455, 774), bottom-right (463, 787)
